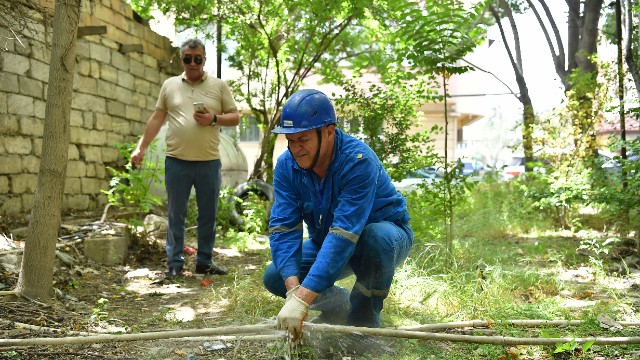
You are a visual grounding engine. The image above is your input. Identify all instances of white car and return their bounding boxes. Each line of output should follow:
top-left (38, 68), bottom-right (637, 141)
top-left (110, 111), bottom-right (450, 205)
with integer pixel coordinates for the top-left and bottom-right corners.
top-left (502, 156), bottom-right (526, 180)
top-left (502, 156), bottom-right (550, 180)
top-left (392, 167), bottom-right (438, 192)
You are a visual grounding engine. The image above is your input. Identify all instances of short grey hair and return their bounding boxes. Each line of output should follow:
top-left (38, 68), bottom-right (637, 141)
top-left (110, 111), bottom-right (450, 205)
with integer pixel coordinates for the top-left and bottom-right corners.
top-left (180, 38), bottom-right (206, 56)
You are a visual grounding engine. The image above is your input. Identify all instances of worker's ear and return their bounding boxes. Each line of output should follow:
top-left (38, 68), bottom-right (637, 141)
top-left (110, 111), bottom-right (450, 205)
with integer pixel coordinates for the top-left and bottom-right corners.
top-left (326, 124), bottom-right (336, 138)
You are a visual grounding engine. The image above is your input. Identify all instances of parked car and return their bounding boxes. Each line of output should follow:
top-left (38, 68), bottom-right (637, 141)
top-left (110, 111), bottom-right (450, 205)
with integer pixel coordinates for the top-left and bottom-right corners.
top-left (392, 166), bottom-right (438, 192)
top-left (501, 156), bottom-right (547, 180)
top-left (600, 151), bottom-right (639, 172)
top-left (460, 159), bottom-right (486, 177)
top-left (502, 156), bottom-right (526, 180)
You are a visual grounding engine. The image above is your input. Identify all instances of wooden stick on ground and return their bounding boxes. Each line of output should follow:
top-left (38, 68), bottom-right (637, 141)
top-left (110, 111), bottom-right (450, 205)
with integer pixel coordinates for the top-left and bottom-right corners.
top-left (0, 323), bottom-right (276, 346)
top-left (397, 319), bottom-right (640, 332)
top-left (306, 323), bottom-right (640, 346)
top-left (0, 239), bottom-right (83, 256)
top-left (3, 322), bottom-right (640, 347)
top-left (0, 320), bottom-right (95, 336)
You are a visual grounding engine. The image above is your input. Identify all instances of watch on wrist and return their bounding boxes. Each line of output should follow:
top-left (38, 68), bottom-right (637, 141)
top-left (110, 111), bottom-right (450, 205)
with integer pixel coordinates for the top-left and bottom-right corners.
top-left (211, 114), bottom-right (218, 126)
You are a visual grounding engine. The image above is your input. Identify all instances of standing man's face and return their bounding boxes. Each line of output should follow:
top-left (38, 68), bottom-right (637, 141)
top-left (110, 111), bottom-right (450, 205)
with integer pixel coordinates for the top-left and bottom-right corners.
top-left (181, 47), bottom-right (206, 81)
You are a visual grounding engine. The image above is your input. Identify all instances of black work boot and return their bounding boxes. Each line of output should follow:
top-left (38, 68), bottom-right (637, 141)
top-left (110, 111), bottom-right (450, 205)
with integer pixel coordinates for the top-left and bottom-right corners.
top-left (195, 262), bottom-right (228, 275)
top-left (166, 266), bottom-right (184, 278)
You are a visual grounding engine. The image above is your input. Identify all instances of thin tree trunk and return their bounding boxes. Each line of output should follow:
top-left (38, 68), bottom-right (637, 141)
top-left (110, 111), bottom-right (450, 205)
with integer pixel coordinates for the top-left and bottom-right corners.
top-left (250, 116), bottom-right (276, 183)
top-left (441, 70), bottom-right (453, 266)
top-left (624, 0), bottom-right (640, 97)
top-left (15, 0), bottom-right (81, 302)
top-left (490, 3), bottom-right (536, 169)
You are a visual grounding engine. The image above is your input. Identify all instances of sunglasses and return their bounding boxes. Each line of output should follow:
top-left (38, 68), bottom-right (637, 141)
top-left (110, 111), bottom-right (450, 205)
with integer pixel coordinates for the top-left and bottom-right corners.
top-left (183, 56), bottom-right (204, 65)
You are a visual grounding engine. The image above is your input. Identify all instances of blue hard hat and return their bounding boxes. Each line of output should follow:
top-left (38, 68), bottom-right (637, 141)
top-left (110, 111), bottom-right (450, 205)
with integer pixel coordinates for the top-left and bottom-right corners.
top-left (273, 89), bottom-right (337, 134)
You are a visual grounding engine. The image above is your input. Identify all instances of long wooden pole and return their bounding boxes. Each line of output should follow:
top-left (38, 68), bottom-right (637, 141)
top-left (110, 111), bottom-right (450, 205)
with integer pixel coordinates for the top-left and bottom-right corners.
top-left (2, 321), bottom-right (640, 347)
top-left (0, 324), bottom-right (275, 346)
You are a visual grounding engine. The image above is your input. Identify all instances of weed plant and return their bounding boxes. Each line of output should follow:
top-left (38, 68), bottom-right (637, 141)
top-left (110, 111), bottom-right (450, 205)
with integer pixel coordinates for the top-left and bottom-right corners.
top-left (102, 141), bottom-right (164, 220)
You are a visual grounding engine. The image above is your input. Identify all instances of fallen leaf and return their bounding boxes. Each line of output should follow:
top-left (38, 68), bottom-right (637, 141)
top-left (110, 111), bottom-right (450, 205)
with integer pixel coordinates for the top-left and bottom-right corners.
top-left (200, 279), bottom-right (213, 287)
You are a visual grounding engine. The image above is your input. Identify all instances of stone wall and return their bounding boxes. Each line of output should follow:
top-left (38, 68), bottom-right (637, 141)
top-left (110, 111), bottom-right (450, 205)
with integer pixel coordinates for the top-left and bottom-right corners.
top-left (0, 0), bottom-right (182, 216)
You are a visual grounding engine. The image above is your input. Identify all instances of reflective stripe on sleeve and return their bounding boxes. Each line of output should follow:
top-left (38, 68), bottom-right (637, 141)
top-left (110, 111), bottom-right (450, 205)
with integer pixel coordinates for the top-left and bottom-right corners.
top-left (269, 222), bottom-right (304, 234)
top-left (354, 281), bottom-right (389, 297)
top-left (329, 226), bottom-right (359, 244)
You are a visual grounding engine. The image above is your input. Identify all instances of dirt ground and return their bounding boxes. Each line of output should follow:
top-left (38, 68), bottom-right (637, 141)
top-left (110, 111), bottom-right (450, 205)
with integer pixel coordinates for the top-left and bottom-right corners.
top-left (0, 213), bottom-right (302, 360)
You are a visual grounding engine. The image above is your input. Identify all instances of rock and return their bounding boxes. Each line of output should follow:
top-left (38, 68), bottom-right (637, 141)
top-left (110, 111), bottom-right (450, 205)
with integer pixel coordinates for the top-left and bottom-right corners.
top-left (144, 214), bottom-right (168, 236)
top-left (55, 250), bottom-right (76, 266)
top-left (84, 235), bottom-right (129, 265)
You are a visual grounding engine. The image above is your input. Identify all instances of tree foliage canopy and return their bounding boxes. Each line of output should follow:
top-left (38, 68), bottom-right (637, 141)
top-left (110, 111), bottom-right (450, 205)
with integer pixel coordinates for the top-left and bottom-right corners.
top-left (130, 0), bottom-right (400, 180)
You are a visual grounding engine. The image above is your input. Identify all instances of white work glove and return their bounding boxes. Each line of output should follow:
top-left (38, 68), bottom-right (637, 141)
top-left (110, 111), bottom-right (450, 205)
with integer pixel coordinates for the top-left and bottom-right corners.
top-left (285, 285), bottom-right (300, 301)
top-left (277, 292), bottom-right (309, 342)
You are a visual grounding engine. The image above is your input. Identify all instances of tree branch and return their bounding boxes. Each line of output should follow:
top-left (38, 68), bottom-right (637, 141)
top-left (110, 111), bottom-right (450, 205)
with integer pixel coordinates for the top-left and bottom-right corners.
top-left (460, 58), bottom-right (519, 101)
top-left (528, 0), bottom-right (567, 82)
top-left (488, 4), bottom-right (523, 102)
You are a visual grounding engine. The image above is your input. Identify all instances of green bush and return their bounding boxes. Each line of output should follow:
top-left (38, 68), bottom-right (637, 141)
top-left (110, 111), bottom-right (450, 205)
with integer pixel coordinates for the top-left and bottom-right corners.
top-left (590, 137), bottom-right (640, 234)
top-left (102, 141), bottom-right (164, 220)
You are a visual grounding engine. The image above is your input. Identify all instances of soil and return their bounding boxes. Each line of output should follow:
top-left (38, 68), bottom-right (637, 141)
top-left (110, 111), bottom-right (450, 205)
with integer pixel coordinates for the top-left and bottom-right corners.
top-left (0, 212), bottom-right (298, 360)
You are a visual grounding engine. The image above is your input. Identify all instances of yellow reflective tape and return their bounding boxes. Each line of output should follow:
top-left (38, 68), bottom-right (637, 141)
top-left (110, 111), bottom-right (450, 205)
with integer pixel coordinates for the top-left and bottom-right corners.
top-left (329, 226), bottom-right (359, 244)
top-left (269, 223), bottom-right (303, 234)
top-left (354, 282), bottom-right (389, 297)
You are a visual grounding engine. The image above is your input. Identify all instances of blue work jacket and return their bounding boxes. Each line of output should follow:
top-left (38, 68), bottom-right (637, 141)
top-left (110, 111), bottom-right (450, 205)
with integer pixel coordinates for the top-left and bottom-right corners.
top-left (268, 128), bottom-right (408, 293)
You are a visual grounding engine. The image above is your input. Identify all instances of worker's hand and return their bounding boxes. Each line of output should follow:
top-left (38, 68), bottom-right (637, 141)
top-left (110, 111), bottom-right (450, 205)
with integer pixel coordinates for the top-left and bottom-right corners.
top-left (285, 285), bottom-right (300, 301)
top-left (277, 292), bottom-right (309, 342)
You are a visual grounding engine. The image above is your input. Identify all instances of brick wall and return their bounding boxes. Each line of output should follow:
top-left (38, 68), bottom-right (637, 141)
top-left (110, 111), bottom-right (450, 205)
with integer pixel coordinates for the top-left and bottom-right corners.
top-left (0, 0), bottom-right (182, 216)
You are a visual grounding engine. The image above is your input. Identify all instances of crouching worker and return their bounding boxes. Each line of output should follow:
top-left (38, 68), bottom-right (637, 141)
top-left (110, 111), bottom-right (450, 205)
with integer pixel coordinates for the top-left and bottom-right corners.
top-left (262, 89), bottom-right (414, 341)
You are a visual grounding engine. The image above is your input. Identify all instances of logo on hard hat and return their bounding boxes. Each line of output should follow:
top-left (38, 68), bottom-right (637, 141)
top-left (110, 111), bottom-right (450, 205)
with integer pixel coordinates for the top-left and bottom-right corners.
top-left (283, 120), bottom-right (294, 127)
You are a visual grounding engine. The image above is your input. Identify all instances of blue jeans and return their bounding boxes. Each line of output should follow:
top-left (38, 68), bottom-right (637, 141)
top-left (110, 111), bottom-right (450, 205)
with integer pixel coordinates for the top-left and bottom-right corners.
top-left (165, 157), bottom-right (221, 269)
top-left (263, 213), bottom-right (413, 327)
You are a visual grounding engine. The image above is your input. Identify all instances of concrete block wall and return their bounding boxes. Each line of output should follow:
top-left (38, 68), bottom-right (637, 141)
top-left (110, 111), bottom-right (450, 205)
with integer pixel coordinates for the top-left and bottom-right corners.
top-left (0, 0), bottom-right (182, 216)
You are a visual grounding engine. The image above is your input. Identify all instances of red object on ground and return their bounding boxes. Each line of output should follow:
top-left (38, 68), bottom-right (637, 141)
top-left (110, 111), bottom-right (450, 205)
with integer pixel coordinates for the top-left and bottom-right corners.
top-left (183, 245), bottom-right (196, 255)
top-left (200, 279), bottom-right (213, 287)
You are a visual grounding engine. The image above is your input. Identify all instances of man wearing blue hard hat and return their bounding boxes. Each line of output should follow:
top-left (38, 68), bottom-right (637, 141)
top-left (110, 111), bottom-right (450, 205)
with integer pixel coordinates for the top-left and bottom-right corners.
top-left (263, 89), bottom-right (414, 341)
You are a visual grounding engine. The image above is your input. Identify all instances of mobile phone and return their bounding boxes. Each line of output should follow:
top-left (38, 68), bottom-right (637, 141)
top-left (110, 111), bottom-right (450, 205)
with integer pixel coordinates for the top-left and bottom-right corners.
top-left (193, 102), bottom-right (205, 113)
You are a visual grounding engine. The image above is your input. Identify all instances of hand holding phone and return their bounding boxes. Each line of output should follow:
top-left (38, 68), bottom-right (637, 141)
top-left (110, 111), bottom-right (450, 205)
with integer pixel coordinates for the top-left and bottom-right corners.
top-left (193, 102), bottom-right (205, 114)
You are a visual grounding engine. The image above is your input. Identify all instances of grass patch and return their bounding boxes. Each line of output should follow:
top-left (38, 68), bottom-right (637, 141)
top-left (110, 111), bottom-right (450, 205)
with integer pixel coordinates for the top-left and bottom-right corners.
top-left (204, 179), bottom-right (640, 359)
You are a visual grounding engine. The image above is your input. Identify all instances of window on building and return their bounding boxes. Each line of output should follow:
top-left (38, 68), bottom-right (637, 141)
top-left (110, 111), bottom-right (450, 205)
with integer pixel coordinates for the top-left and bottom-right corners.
top-left (220, 125), bottom-right (237, 138)
top-left (219, 115), bottom-right (261, 141)
top-left (239, 116), bottom-right (261, 142)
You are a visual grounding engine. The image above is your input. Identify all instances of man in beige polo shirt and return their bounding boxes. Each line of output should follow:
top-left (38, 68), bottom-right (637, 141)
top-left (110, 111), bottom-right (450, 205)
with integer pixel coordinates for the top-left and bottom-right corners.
top-left (131, 38), bottom-right (239, 278)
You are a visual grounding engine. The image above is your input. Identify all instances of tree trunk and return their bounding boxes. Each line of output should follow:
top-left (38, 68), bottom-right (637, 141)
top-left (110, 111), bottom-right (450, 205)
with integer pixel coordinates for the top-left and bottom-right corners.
top-left (250, 127), bottom-right (277, 183)
top-left (15, 0), bottom-right (81, 302)
top-left (250, 109), bottom-right (280, 183)
top-left (491, 3), bottom-right (536, 168)
top-left (624, 0), bottom-right (640, 100)
top-left (532, 0), bottom-right (603, 158)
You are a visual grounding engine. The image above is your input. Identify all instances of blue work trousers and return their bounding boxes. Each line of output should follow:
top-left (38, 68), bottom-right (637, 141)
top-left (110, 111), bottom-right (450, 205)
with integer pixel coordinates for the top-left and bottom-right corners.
top-left (263, 213), bottom-right (413, 327)
top-left (165, 156), bottom-right (221, 269)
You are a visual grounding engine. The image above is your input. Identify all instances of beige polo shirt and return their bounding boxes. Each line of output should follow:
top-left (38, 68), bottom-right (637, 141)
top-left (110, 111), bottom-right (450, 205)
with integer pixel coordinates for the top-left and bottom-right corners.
top-left (156, 72), bottom-right (238, 161)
